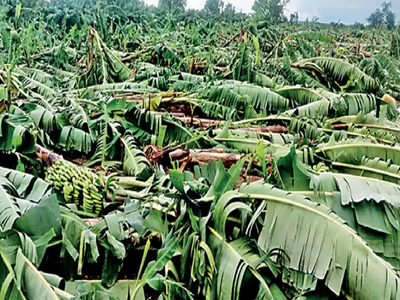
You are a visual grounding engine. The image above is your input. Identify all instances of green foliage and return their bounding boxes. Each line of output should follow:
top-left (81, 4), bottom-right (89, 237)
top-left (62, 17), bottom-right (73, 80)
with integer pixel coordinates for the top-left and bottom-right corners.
top-left (367, 1), bottom-right (397, 29)
top-left (1, 2), bottom-right (400, 300)
top-left (222, 2), bottom-right (236, 18)
top-left (158, 0), bottom-right (187, 11)
top-left (204, 0), bottom-right (224, 14)
top-left (252, 0), bottom-right (289, 23)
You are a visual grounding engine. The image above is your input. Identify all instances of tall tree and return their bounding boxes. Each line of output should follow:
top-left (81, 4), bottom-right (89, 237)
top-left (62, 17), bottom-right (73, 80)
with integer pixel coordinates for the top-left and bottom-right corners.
top-left (289, 12), bottom-right (298, 24)
top-left (252, 0), bottom-right (289, 23)
top-left (367, 1), bottom-right (396, 29)
top-left (367, 9), bottom-right (385, 27)
top-left (204, 0), bottom-right (224, 14)
top-left (223, 2), bottom-right (236, 19)
top-left (382, 1), bottom-right (396, 29)
top-left (158, 0), bottom-right (186, 11)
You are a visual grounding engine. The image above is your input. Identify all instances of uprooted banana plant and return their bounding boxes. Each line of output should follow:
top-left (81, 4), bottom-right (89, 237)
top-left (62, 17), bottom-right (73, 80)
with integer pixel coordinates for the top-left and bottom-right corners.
top-left (1, 1), bottom-right (400, 300)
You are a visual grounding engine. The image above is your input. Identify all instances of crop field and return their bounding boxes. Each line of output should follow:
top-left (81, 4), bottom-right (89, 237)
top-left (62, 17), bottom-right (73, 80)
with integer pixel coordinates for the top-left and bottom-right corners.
top-left (1, 0), bottom-right (400, 299)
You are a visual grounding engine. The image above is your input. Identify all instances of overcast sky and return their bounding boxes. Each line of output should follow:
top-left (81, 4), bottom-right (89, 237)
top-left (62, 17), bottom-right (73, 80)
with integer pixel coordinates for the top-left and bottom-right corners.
top-left (143, 0), bottom-right (400, 24)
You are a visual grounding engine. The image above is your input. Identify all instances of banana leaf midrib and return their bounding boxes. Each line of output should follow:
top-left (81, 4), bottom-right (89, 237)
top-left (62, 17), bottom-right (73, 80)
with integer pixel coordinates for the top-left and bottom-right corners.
top-left (236, 191), bottom-right (400, 284)
top-left (320, 128), bottom-right (394, 144)
top-left (332, 161), bottom-right (400, 181)
top-left (316, 143), bottom-right (400, 152)
top-left (333, 123), bottom-right (400, 133)
top-left (233, 116), bottom-right (292, 125)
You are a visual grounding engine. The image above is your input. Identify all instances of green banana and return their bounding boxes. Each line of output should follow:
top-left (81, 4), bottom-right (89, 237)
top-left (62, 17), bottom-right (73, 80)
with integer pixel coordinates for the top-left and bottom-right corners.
top-left (46, 160), bottom-right (106, 216)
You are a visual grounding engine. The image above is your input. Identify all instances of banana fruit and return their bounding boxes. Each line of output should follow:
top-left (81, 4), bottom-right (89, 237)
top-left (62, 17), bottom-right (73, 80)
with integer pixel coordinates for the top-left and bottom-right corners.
top-left (46, 160), bottom-right (104, 215)
top-left (312, 162), bottom-right (330, 173)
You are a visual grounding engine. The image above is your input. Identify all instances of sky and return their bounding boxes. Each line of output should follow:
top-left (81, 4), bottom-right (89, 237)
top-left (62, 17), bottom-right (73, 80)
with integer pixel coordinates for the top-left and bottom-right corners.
top-left (143, 0), bottom-right (400, 24)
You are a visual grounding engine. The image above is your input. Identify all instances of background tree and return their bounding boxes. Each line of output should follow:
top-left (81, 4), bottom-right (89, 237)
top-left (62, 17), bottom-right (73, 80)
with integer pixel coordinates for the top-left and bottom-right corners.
top-left (367, 1), bottom-right (396, 29)
top-left (382, 1), bottom-right (396, 29)
top-left (204, 0), bottom-right (224, 14)
top-left (158, 0), bottom-right (186, 11)
top-left (223, 2), bottom-right (236, 19)
top-left (252, 0), bottom-right (289, 23)
top-left (367, 8), bottom-right (385, 27)
top-left (289, 12), bottom-right (298, 24)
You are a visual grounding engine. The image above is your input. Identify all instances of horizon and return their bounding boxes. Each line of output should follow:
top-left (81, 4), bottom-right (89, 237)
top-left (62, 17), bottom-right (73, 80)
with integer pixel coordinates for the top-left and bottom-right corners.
top-left (143, 0), bottom-right (400, 24)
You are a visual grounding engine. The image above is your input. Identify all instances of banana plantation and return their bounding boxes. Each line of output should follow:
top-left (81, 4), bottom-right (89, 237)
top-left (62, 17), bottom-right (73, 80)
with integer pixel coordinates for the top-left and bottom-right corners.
top-left (1, 0), bottom-right (400, 299)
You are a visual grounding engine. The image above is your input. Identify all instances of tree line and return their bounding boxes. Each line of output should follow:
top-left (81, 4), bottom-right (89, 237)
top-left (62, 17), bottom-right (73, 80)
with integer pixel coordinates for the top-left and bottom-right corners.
top-left (158, 0), bottom-right (398, 29)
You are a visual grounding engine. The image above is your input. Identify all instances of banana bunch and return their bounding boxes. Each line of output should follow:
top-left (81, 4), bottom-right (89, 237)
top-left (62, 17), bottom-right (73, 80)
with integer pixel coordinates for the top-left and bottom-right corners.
top-left (312, 162), bottom-right (330, 173)
top-left (46, 160), bottom-right (104, 215)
